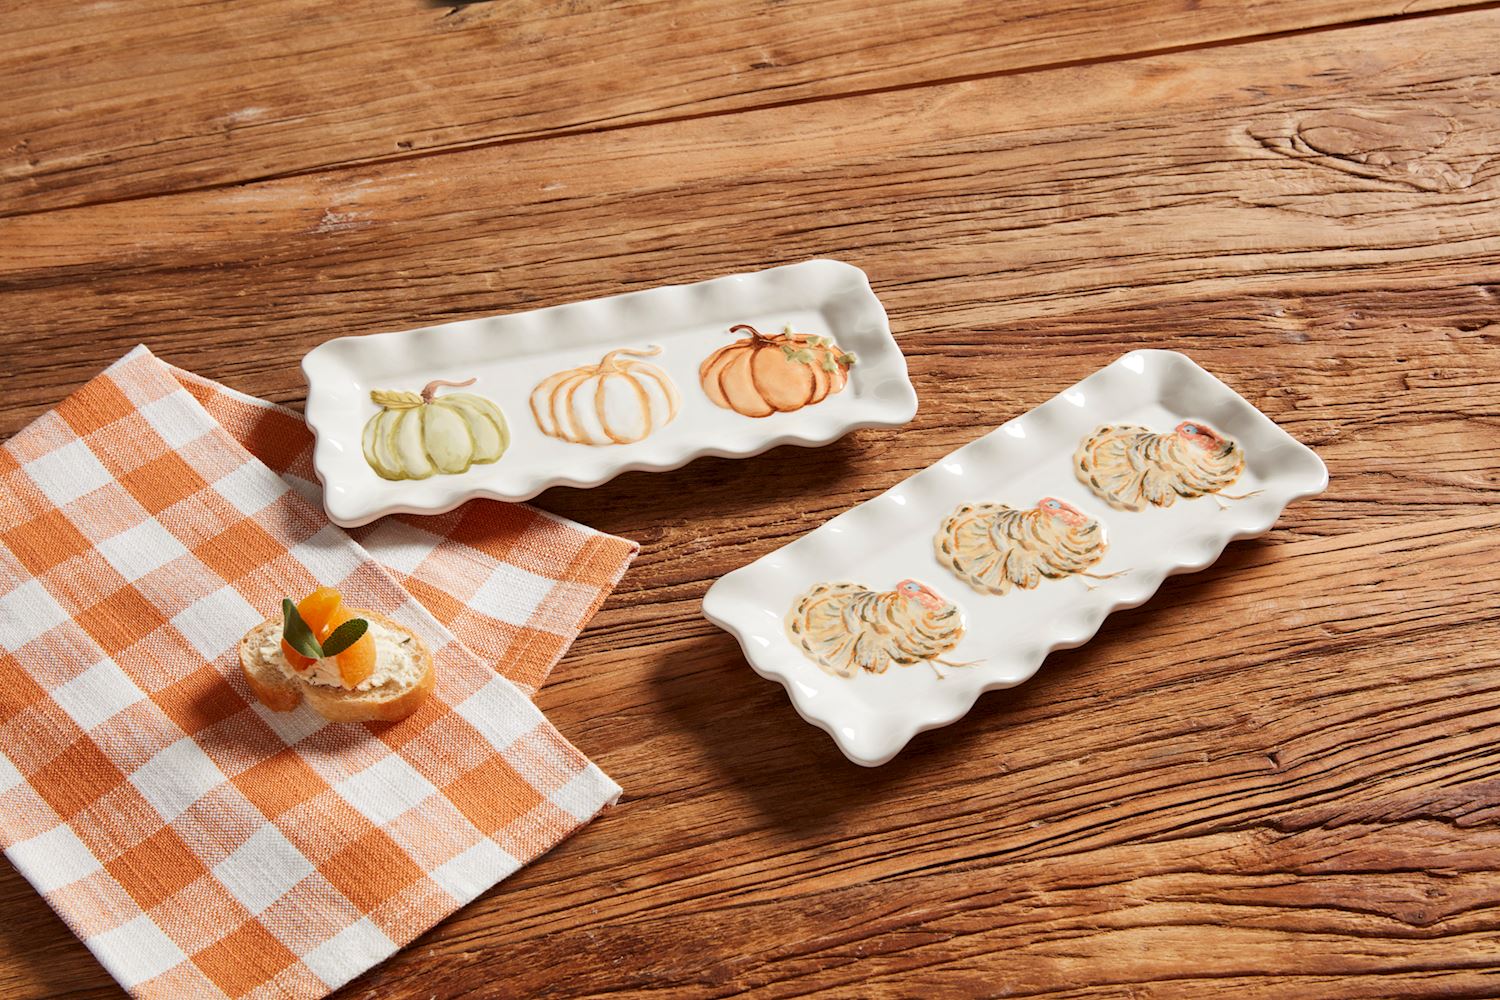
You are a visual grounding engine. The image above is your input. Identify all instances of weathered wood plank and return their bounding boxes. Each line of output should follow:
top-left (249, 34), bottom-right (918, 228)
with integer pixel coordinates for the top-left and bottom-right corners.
top-left (5, 11), bottom-right (1499, 384)
top-left (0, 0), bottom-right (1473, 216)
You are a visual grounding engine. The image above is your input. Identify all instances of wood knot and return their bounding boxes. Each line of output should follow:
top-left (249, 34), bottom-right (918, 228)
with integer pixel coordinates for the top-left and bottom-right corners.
top-left (1251, 107), bottom-right (1477, 192)
top-left (1297, 109), bottom-right (1450, 163)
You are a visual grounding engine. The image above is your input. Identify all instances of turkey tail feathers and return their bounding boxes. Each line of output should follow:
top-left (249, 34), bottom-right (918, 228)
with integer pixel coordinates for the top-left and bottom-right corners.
top-left (934, 502), bottom-right (1110, 596)
top-left (1075, 423), bottom-right (1245, 510)
top-left (786, 581), bottom-right (967, 678)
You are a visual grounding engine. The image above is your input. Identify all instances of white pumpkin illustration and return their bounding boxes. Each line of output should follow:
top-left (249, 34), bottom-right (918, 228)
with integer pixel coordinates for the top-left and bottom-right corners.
top-left (529, 345), bottom-right (681, 446)
top-left (362, 378), bottom-right (509, 481)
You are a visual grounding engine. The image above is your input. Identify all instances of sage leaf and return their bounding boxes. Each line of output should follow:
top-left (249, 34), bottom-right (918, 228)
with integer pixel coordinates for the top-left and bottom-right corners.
top-left (281, 599), bottom-right (324, 660)
top-left (320, 617), bottom-right (369, 657)
top-left (370, 388), bottom-right (424, 409)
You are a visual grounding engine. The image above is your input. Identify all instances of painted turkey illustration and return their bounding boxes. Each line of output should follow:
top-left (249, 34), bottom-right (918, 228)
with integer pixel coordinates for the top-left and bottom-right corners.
top-left (786, 580), bottom-right (969, 679)
top-left (934, 498), bottom-right (1119, 595)
top-left (1075, 421), bottom-right (1252, 511)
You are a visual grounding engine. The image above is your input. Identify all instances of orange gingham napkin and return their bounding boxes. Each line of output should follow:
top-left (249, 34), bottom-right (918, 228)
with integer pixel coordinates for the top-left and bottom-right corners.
top-left (0, 346), bottom-right (637, 999)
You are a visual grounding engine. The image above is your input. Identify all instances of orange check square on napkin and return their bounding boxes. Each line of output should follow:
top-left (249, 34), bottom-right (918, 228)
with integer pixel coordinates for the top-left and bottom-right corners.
top-left (0, 347), bottom-right (637, 999)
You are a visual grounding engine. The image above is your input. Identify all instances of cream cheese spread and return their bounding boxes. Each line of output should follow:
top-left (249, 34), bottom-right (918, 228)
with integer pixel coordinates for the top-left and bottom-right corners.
top-left (253, 618), bottom-right (422, 692)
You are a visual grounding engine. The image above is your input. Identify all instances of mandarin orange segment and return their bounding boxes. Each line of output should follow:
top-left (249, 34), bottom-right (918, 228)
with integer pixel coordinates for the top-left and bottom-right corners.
top-left (280, 586), bottom-right (344, 670)
top-left (326, 605), bottom-right (377, 689)
top-left (301, 587), bottom-right (345, 636)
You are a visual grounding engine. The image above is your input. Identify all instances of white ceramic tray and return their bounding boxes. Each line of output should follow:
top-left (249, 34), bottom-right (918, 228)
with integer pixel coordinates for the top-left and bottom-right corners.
top-left (702, 350), bottom-right (1328, 766)
top-left (303, 260), bottom-right (917, 527)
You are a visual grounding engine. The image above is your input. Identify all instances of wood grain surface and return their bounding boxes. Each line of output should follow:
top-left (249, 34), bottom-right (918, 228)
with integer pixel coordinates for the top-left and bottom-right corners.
top-left (1, 0), bottom-right (1475, 216)
top-left (3, 1), bottom-right (1499, 997)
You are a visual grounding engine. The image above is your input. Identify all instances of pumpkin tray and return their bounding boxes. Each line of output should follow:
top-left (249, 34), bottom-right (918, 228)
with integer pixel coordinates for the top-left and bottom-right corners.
top-left (302, 260), bottom-right (917, 527)
top-left (701, 351), bottom-right (1328, 766)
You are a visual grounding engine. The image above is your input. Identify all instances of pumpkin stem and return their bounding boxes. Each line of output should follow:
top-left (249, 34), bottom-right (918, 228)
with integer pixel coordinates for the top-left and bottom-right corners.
top-left (729, 324), bottom-right (776, 343)
top-left (420, 377), bottom-right (477, 402)
top-left (596, 345), bottom-right (663, 372)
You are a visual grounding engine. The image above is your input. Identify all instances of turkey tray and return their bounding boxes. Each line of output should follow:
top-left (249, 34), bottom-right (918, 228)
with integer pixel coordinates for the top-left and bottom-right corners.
top-left (302, 260), bottom-right (917, 527)
top-left (701, 350), bottom-right (1328, 766)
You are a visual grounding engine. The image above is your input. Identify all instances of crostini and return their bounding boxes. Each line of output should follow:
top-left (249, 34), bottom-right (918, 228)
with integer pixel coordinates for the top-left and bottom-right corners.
top-left (239, 587), bottom-right (433, 723)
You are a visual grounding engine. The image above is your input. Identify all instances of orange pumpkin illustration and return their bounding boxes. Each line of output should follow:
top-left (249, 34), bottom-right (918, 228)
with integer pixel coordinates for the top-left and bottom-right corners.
top-left (699, 324), bottom-right (857, 418)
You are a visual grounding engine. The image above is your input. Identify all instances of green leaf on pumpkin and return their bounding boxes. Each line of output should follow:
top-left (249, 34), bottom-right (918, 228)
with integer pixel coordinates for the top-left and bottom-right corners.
top-left (370, 388), bottom-right (424, 410)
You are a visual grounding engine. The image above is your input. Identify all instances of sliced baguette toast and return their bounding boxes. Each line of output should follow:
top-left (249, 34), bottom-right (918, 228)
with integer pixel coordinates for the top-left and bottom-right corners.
top-left (239, 609), bottom-right (434, 723)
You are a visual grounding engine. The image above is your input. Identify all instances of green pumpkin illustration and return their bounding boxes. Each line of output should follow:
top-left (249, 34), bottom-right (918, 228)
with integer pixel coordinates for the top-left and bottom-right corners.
top-left (361, 378), bottom-right (509, 480)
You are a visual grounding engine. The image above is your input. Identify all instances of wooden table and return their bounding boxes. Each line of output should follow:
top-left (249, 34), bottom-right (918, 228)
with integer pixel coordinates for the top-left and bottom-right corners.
top-left (5, 1), bottom-right (1499, 996)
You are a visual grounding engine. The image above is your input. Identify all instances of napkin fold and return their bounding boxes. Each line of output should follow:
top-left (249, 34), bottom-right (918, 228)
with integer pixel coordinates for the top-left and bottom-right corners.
top-left (0, 347), bottom-right (636, 999)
